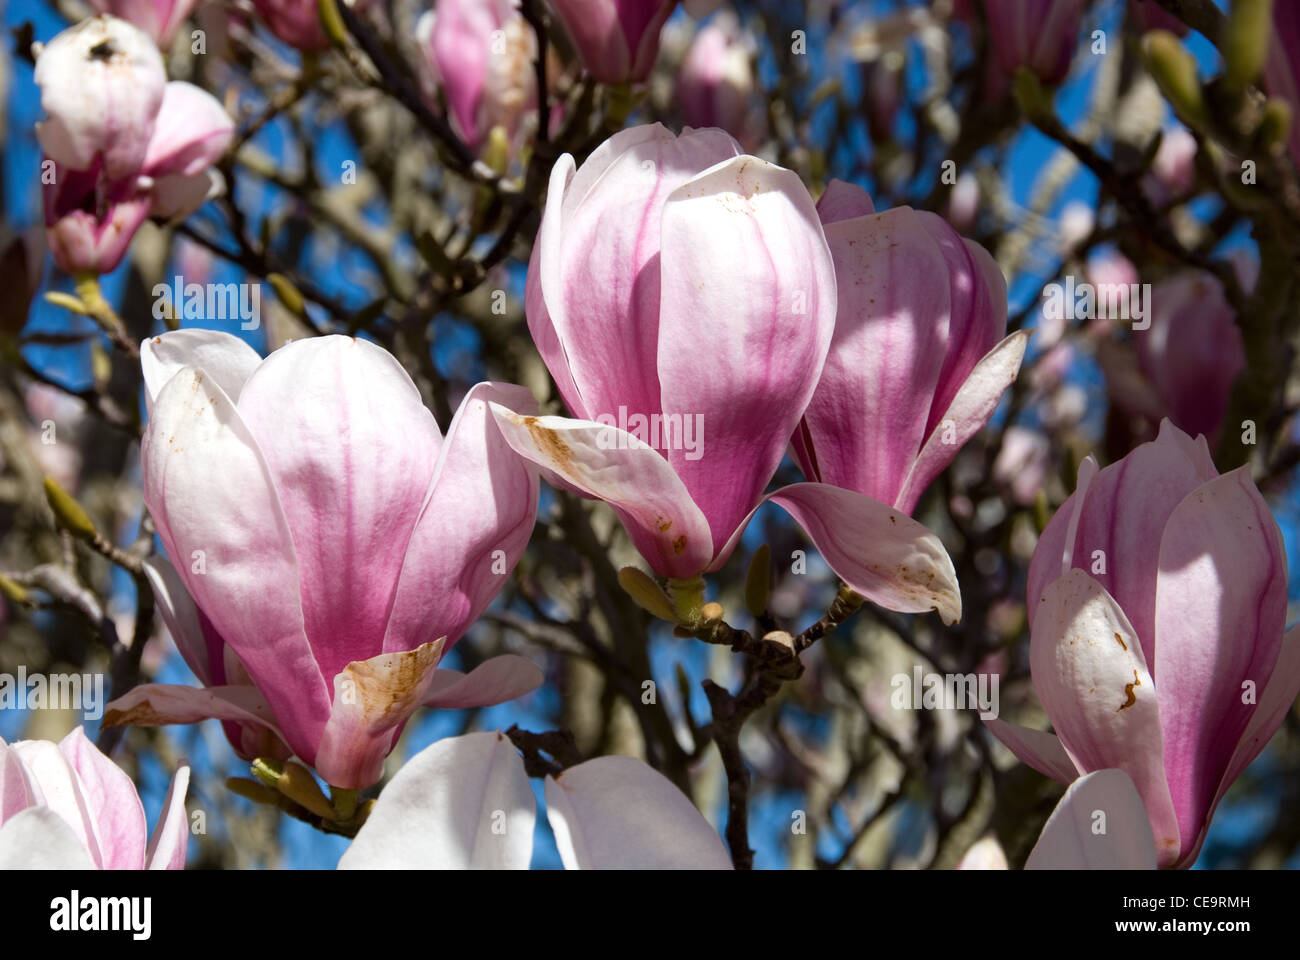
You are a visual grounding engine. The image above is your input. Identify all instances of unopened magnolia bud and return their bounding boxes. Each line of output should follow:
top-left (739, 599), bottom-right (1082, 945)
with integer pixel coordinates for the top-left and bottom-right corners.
top-left (43, 476), bottom-right (97, 540)
top-left (225, 776), bottom-right (283, 805)
top-left (267, 272), bottom-right (307, 317)
top-left (1258, 97), bottom-right (1293, 149)
top-left (276, 760), bottom-right (338, 820)
top-left (0, 574), bottom-right (30, 605)
top-left (1143, 31), bottom-right (1208, 130)
top-left (618, 566), bottom-right (679, 622)
top-left (1224, 0), bottom-right (1272, 94)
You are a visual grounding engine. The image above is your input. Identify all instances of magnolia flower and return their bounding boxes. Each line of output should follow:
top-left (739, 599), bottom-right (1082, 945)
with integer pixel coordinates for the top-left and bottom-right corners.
top-left (792, 179), bottom-right (1028, 517)
top-left (1097, 270), bottom-right (1245, 442)
top-left (676, 13), bottom-right (758, 145)
top-left (35, 16), bottom-right (166, 182)
top-left (338, 731), bottom-right (733, 869)
top-left (86, 0), bottom-right (200, 48)
top-left (491, 125), bottom-right (961, 624)
top-left (1144, 125), bottom-right (1198, 204)
top-left (547, 0), bottom-right (677, 84)
top-left (416, 0), bottom-right (539, 152)
top-left (250, 0), bottom-right (332, 51)
top-left (103, 331), bottom-right (544, 789)
top-left (0, 728), bottom-right (189, 870)
top-left (36, 16), bottom-right (234, 275)
top-left (986, 421), bottom-right (1300, 867)
top-left (957, 770), bottom-right (1159, 870)
top-left (954, 0), bottom-right (1087, 93)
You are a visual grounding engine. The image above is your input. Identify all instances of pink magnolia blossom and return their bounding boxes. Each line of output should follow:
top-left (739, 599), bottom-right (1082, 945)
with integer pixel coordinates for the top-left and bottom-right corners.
top-left (36, 16), bottom-right (233, 275)
top-left (416, 0), bottom-right (539, 152)
top-left (490, 125), bottom-right (961, 623)
top-left (103, 331), bottom-right (544, 789)
top-left (676, 13), bottom-right (758, 146)
top-left (547, 0), bottom-right (677, 84)
top-left (1130, 0), bottom-right (1188, 37)
top-left (0, 728), bottom-right (189, 870)
top-left (250, 0), bottom-right (332, 51)
top-left (986, 421), bottom-right (1300, 867)
top-left (954, 0), bottom-right (1088, 94)
top-left (339, 731), bottom-right (732, 868)
top-left (792, 178), bottom-right (1028, 517)
top-left (86, 0), bottom-right (200, 48)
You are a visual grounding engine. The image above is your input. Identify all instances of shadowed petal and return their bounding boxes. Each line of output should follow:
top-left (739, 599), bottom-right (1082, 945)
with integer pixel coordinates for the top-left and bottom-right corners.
top-left (0, 807), bottom-right (96, 869)
top-left (982, 719), bottom-right (1078, 783)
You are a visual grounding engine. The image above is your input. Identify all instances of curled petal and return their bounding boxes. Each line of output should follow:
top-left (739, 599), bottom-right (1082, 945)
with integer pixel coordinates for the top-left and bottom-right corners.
top-left (982, 719), bottom-right (1078, 784)
top-left (140, 329), bottom-right (262, 414)
top-left (718, 482), bottom-right (961, 624)
top-left (489, 407), bottom-right (714, 578)
top-left (144, 763), bottom-right (190, 870)
top-left (423, 656), bottom-right (544, 710)
top-left (315, 641), bottom-right (446, 790)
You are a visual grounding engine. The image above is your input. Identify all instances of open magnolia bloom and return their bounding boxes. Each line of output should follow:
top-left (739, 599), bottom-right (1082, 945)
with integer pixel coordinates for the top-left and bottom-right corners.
top-left (338, 731), bottom-right (733, 869)
top-left (957, 769), bottom-right (1158, 870)
top-left (986, 421), bottom-right (1300, 868)
top-left (791, 179), bottom-right (1028, 516)
top-left (0, 728), bottom-right (189, 870)
top-left (491, 124), bottom-right (961, 624)
top-left (104, 331), bottom-right (544, 789)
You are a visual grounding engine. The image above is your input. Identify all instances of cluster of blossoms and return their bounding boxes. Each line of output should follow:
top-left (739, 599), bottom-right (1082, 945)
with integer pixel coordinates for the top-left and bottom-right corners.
top-left (7, 0), bottom-right (1299, 872)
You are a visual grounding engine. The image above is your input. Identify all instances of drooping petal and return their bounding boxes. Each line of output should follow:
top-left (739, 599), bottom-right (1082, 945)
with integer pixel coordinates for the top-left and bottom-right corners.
top-left (489, 407), bottom-right (714, 577)
top-left (102, 683), bottom-right (285, 739)
top-left (1153, 467), bottom-right (1288, 861)
top-left (236, 336), bottom-right (441, 682)
top-left (144, 763), bottom-right (190, 870)
top-left (1028, 568), bottom-right (1181, 865)
top-left (141, 329), bottom-right (263, 413)
top-left (423, 655), bottom-right (544, 710)
top-left (143, 365), bottom-right (328, 762)
top-left (382, 383), bottom-right (538, 654)
top-left (0, 807), bottom-right (96, 870)
top-left (717, 482), bottom-right (961, 624)
top-left (314, 641), bottom-right (446, 790)
top-left (894, 330), bottom-right (1028, 514)
top-left (1025, 769), bottom-right (1158, 870)
top-left (338, 731), bottom-right (535, 869)
top-left (544, 755), bottom-right (732, 869)
top-left (658, 154), bottom-right (836, 553)
top-left (57, 727), bottom-right (149, 870)
top-left (982, 719), bottom-right (1078, 783)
